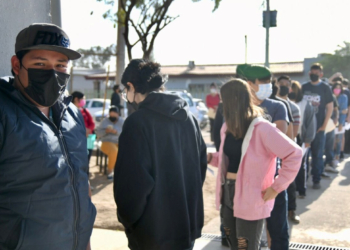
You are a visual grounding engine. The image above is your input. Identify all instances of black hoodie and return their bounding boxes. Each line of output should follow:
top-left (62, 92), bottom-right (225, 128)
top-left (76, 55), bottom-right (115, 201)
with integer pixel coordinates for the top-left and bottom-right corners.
top-left (114, 92), bottom-right (207, 250)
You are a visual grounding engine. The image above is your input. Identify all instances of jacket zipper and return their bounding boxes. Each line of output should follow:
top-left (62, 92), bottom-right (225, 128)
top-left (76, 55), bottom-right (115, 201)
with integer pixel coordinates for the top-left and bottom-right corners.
top-left (58, 131), bottom-right (79, 250)
top-left (35, 109), bottom-right (79, 250)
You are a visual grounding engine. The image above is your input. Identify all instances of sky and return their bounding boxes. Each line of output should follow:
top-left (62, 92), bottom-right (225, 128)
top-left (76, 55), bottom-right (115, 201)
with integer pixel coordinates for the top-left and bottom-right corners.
top-left (61, 0), bottom-right (350, 67)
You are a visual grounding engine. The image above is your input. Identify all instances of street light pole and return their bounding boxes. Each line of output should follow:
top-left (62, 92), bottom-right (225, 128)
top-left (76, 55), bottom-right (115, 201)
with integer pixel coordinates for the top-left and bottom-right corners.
top-left (245, 35), bottom-right (248, 64)
top-left (265, 0), bottom-right (270, 67)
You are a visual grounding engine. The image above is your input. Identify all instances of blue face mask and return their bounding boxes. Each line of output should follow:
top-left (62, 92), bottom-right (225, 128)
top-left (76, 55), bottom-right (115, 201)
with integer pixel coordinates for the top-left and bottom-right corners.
top-left (255, 83), bottom-right (272, 101)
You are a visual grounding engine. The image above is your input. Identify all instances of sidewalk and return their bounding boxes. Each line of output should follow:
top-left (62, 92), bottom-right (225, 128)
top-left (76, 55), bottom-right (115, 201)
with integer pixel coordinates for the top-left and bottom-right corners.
top-left (91, 229), bottom-right (227, 250)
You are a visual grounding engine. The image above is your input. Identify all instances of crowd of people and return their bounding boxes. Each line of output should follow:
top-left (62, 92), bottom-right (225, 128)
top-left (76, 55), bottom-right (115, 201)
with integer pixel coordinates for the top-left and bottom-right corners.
top-left (207, 63), bottom-right (350, 249)
top-left (0, 22), bottom-right (347, 250)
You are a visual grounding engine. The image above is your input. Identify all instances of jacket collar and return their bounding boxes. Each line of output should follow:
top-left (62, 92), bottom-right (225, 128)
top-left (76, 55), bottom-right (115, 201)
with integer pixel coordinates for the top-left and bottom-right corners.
top-left (240, 116), bottom-right (267, 163)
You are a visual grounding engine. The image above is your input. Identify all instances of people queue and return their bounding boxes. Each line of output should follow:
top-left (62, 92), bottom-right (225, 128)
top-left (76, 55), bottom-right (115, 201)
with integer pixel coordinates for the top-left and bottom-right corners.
top-left (1, 23), bottom-right (347, 250)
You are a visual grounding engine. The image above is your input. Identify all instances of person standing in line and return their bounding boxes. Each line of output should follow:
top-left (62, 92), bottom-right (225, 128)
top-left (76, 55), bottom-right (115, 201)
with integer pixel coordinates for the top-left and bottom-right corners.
top-left (339, 78), bottom-right (350, 160)
top-left (302, 63), bottom-right (334, 190)
top-left (323, 91), bottom-right (339, 174)
top-left (206, 82), bottom-right (220, 142)
top-left (289, 81), bottom-right (316, 199)
top-left (331, 82), bottom-right (348, 169)
top-left (0, 23), bottom-right (96, 250)
top-left (114, 59), bottom-right (207, 250)
top-left (275, 75), bottom-right (302, 224)
top-left (238, 65), bottom-right (292, 250)
top-left (71, 91), bottom-right (95, 165)
top-left (207, 79), bottom-right (302, 250)
top-left (95, 106), bottom-right (124, 179)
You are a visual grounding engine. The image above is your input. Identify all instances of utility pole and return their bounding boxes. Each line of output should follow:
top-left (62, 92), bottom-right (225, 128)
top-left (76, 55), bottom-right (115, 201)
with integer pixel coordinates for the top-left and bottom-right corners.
top-left (51, 0), bottom-right (62, 27)
top-left (245, 35), bottom-right (248, 64)
top-left (265, 0), bottom-right (270, 67)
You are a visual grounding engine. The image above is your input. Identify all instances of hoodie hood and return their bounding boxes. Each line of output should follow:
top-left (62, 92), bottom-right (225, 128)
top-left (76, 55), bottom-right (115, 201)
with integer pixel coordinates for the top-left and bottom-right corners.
top-left (139, 92), bottom-right (189, 121)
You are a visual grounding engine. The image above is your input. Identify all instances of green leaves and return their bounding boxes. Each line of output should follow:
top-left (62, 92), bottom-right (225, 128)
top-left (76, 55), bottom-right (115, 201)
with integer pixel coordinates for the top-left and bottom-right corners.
top-left (321, 42), bottom-right (350, 80)
top-left (73, 44), bottom-right (117, 69)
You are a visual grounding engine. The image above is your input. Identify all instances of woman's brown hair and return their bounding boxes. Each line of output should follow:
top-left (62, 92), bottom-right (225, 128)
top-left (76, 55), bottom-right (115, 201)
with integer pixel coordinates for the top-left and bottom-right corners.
top-left (221, 79), bottom-right (265, 138)
top-left (291, 80), bottom-right (303, 103)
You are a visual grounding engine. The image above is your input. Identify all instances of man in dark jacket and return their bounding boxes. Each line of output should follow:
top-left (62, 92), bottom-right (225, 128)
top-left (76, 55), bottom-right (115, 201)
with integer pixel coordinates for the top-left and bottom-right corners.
top-left (0, 23), bottom-right (96, 250)
top-left (114, 59), bottom-right (207, 250)
top-left (111, 84), bottom-right (123, 111)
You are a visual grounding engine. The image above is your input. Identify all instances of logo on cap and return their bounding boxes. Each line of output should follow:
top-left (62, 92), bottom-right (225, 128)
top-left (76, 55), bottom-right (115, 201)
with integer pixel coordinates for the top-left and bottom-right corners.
top-left (61, 37), bottom-right (70, 48)
top-left (33, 31), bottom-right (70, 48)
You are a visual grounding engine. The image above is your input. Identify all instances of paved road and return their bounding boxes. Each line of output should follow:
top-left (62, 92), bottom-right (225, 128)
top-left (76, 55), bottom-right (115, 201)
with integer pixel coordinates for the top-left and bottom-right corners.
top-left (202, 156), bottom-right (350, 248)
top-left (91, 128), bottom-right (350, 249)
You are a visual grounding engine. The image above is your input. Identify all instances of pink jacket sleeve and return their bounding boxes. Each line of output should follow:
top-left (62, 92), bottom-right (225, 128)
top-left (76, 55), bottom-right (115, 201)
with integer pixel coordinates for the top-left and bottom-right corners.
top-left (210, 152), bottom-right (220, 167)
top-left (263, 125), bottom-right (302, 193)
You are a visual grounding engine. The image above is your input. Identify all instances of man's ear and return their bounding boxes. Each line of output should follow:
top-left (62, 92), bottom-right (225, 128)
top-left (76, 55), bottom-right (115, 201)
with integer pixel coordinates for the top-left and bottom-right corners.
top-left (11, 55), bottom-right (20, 75)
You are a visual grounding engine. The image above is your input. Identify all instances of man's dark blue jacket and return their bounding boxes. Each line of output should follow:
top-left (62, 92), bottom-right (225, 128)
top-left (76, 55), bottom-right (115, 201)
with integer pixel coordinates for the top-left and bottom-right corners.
top-left (0, 77), bottom-right (96, 250)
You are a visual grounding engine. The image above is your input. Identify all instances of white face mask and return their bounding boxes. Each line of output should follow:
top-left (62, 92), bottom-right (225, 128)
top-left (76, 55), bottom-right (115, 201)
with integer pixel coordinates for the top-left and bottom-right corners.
top-left (255, 83), bottom-right (272, 100)
top-left (210, 88), bottom-right (217, 94)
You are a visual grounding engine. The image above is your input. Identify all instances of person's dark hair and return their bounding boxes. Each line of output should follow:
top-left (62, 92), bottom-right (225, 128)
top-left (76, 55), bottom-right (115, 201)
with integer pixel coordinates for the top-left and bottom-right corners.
top-left (333, 76), bottom-right (344, 83)
top-left (11, 50), bottom-right (29, 76)
top-left (343, 78), bottom-right (349, 86)
top-left (291, 81), bottom-right (303, 103)
top-left (210, 82), bottom-right (217, 88)
top-left (113, 85), bottom-right (120, 91)
top-left (271, 77), bottom-right (278, 97)
top-left (109, 105), bottom-right (119, 114)
top-left (121, 59), bottom-right (166, 94)
top-left (332, 81), bottom-right (343, 93)
top-left (71, 91), bottom-right (84, 103)
top-left (277, 75), bottom-right (291, 82)
top-left (310, 63), bottom-right (323, 71)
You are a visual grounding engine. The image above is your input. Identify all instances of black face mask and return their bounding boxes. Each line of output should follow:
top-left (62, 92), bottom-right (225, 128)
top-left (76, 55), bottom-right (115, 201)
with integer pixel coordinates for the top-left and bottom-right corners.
top-left (310, 74), bottom-right (319, 82)
top-left (18, 67), bottom-right (70, 107)
top-left (279, 86), bottom-right (290, 97)
top-left (109, 117), bottom-right (118, 122)
top-left (288, 92), bottom-right (296, 100)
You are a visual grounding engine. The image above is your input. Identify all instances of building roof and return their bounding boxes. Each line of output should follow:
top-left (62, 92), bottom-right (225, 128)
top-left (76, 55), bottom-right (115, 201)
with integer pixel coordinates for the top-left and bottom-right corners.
top-left (84, 62), bottom-right (304, 80)
top-left (73, 68), bottom-right (105, 76)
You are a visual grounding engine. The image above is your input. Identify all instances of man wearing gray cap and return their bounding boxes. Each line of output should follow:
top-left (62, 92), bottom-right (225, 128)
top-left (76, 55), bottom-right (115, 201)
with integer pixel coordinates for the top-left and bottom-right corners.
top-left (0, 23), bottom-right (96, 250)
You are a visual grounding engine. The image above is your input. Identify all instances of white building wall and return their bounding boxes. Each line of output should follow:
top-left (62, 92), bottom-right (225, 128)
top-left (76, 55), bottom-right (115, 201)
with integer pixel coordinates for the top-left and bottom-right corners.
top-left (0, 1), bottom-right (52, 77)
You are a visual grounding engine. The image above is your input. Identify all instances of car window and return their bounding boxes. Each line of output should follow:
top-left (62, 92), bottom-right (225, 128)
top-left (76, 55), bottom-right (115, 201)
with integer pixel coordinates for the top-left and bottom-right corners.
top-left (85, 100), bottom-right (90, 108)
top-left (181, 93), bottom-right (193, 107)
top-left (91, 101), bottom-right (103, 108)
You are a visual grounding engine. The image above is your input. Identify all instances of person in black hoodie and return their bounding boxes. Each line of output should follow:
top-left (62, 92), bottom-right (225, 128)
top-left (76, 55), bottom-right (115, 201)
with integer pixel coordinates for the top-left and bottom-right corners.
top-left (113, 59), bottom-right (207, 250)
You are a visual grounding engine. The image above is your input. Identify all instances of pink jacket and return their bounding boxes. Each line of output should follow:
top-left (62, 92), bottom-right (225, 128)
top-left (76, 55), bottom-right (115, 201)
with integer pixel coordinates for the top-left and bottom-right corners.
top-left (210, 117), bottom-right (302, 221)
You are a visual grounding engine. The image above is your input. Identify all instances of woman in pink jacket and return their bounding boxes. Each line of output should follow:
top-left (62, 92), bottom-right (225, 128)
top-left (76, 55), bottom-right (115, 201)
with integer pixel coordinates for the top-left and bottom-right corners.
top-left (207, 79), bottom-right (302, 250)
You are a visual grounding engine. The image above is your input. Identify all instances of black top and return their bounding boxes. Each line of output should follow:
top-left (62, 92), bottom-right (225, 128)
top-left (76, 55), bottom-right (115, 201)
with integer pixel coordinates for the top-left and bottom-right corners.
top-left (224, 133), bottom-right (243, 173)
top-left (302, 81), bottom-right (333, 129)
top-left (114, 92), bottom-right (207, 250)
top-left (110, 92), bottom-right (122, 109)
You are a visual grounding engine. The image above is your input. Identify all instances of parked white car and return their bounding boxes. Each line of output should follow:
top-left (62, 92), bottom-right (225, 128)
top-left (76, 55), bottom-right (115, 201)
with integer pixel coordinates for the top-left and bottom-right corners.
top-left (165, 91), bottom-right (209, 129)
top-left (84, 98), bottom-right (110, 124)
top-left (193, 98), bottom-right (209, 129)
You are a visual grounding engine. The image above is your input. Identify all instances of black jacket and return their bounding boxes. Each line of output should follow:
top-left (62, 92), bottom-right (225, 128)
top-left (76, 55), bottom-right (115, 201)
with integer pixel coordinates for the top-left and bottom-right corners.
top-left (114, 92), bottom-right (207, 250)
top-left (0, 77), bottom-right (96, 250)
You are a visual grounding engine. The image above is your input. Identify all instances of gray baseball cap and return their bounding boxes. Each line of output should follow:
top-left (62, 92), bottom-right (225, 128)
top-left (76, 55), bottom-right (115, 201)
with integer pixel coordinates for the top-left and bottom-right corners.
top-left (15, 23), bottom-right (81, 60)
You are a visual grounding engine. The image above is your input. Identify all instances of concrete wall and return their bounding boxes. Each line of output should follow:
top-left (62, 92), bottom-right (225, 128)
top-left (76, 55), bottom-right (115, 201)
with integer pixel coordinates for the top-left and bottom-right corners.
top-left (0, 0), bottom-right (54, 77)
